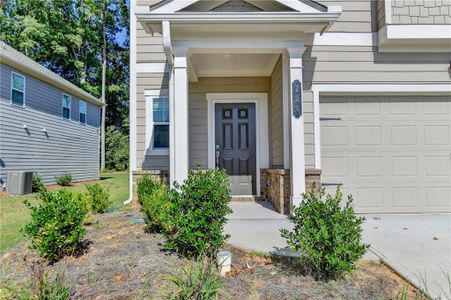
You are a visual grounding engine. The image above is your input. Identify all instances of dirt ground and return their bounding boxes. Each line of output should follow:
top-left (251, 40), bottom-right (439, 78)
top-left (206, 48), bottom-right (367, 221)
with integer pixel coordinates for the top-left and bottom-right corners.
top-left (0, 208), bottom-right (421, 299)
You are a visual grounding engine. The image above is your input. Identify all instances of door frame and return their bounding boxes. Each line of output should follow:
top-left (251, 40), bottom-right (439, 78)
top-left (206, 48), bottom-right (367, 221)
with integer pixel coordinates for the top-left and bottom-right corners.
top-left (206, 93), bottom-right (269, 196)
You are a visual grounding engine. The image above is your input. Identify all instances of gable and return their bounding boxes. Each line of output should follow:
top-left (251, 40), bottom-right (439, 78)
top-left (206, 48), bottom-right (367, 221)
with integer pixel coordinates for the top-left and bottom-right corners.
top-left (210, 0), bottom-right (262, 12)
top-left (150, 0), bottom-right (327, 13)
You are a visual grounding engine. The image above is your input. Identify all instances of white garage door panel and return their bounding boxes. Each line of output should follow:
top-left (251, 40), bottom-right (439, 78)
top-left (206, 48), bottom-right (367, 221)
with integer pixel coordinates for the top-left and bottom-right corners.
top-left (321, 96), bottom-right (451, 213)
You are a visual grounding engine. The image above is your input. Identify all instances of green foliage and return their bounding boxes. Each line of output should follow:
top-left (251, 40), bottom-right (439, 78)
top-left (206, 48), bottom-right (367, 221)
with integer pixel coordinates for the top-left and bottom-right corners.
top-left (22, 190), bottom-right (88, 261)
top-left (280, 188), bottom-right (369, 279)
top-left (165, 169), bottom-right (232, 259)
top-left (56, 174), bottom-right (72, 186)
top-left (0, 0), bottom-right (129, 130)
top-left (85, 183), bottom-right (111, 214)
top-left (12, 271), bottom-right (73, 300)
top-left (167, 259), bottom-right (224, 300)
top-left (141, 180), bottom-right (172, 234)
top-left (137, 175), bottom-right (161, 204)
top-left (105, 126), bottom-right (129, 171)
top-left (32, 173), bottom-right (45, 192)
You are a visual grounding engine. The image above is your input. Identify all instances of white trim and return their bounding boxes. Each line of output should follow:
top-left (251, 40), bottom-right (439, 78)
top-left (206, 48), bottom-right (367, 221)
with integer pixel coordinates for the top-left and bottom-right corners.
top-left (312, 84), bottom-right (451, 95)
top-left (311, 84), bottom-right (451, 171)
top-left (1, 42), bottom-right (101, 106)
top-left (127, 0), bottom-right (137, 205)
top-left (287, 48), bottom-right (306, 206)
top-left (384, 25), bottom-right (451, 40)
top-left (10, 71), bottom-right (26, 108)
top-left (136, 63), bottom-right (167, 73)
top-left (61, 93), bottom-right (72, 120)
top-left (206, 93), bottom-right (269, 197)
top-left (145, 93), bottom-right (170, 156)
top-left (384, 0), bottom-right (392, 24)
top-left (149, 0), bottom-right (329, 14)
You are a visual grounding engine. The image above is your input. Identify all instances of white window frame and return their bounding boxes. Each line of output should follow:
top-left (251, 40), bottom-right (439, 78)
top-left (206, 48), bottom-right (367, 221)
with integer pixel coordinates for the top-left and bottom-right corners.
top-left (62, 93), bottom-right (72, 120)
top-left (145, 92), bottom-right (170, 156)
top-left (79, 100), bottom-right (87, 124)
top-left (10, 72), bottom-right (26, 107)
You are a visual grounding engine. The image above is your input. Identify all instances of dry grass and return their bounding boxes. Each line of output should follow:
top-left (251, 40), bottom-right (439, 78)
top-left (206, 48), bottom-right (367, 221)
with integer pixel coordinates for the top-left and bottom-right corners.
top-left (0, 208), bottom-right (422, 300)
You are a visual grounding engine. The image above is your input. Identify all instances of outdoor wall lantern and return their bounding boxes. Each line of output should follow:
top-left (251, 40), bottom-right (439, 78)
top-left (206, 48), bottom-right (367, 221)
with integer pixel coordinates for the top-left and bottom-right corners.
top-left (292, 80), bottom-right (302, 118)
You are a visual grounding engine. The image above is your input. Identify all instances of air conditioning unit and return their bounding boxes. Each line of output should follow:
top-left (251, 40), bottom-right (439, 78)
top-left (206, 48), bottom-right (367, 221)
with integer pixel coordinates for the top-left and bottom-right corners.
top-left (6, 171), bottom-right (33, 195)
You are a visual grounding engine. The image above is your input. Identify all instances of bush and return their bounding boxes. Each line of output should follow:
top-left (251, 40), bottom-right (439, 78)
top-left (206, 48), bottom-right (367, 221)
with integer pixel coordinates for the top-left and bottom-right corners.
top-left (56, 174), bottom-right (72, 186)
top-left (168, 259), bottom-right (224, 300)
top-left (137, 175), bottom-right (161, 204)
top-left (165, 168), bottom-right (232, 258)
top-left (141, 181), bottom-right (172, 233)
top-left (280, 188), bottom-right (369, 279)
top-left (106, 126), bottom-right (129, 171)
top-left (85, 183), bottom-right (111, 213)
top-left (32, 173), bottom-right (46, 192)
top-left (12, 270), bottom-right (73, 300)
top-left (22, 189), bottom-right (88, 261)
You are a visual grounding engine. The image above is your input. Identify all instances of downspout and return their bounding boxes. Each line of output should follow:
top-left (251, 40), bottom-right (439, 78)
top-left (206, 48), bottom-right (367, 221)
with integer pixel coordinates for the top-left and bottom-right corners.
top-left (162, 21), bottom-right (176, 186)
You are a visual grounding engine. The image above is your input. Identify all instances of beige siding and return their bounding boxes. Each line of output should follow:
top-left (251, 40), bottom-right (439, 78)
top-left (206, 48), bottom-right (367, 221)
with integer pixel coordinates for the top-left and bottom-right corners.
top-left (211, 0), bottom-right (262, 12)
top-left (269, 57), bottom-right (284, 168)
top-left (189, 77), bottom-right (270, 169)
top-left (317, 0), bottom-right (373, 32)
top-left (304, 46), bottom-right (451, 84)
top-left (391, 0), bottom-right (451, 24)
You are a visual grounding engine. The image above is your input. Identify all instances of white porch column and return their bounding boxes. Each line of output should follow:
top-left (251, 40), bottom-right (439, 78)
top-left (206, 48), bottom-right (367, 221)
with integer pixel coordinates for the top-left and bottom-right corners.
top-left (171, 49), bottom-right (189, 185)
top-left (287, 47), bottom-right (306, 206)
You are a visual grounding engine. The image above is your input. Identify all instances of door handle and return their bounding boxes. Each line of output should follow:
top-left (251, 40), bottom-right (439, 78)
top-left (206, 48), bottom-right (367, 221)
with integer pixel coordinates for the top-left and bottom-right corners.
top-left (215, 145), bottom-right (220, 167)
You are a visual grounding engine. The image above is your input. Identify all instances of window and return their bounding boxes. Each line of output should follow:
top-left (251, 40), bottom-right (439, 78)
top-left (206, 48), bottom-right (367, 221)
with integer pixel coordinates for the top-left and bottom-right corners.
top-left (152, 98), bottom-right (169, 149)
top-left (11, 72), bottom-right (25, 106)
top-left (62, 94), bottom-right (71, 119)
top-left (79, 100), bottom-right (87, 124)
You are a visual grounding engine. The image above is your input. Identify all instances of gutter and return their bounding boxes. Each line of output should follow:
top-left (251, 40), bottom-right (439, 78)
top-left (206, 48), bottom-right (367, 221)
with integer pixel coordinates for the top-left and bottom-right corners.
top-left (0, 42), bottom-right (103, 107)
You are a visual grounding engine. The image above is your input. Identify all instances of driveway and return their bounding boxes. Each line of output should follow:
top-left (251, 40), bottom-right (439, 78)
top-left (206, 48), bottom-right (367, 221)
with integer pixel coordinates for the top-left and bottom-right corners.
top-left (225, 202), bottom-right (451, 299)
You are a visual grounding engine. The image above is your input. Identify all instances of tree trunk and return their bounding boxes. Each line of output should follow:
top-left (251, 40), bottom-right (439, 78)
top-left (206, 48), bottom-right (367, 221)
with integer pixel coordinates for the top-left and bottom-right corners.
top-left (100, 0), bottom-right (107, 171)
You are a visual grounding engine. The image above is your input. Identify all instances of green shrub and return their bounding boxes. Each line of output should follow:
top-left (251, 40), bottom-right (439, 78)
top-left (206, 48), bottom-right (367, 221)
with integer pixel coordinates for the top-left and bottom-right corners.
top-left (13, 271), bottom-right (73, 300)
top-left (106, 126), bottom-right (129, 171)
top-left (22, 189), bottom-right (88, 261)
top-left (56, 174), bottom-right (72, 186)
top-left (280, 188), bottom-right (369, 279)
top-left (168, 259), bottom-right (224, 300)
top-left (141, 181), bottom-right (172, 233)
top-left (137, 175), bottom-right (161, 204)
top-left (32, 173), bottom-right (46, 192)
top-left (165, 168), bottom-right (232, 258)
top-left (85, 183), bottom-right (111, 213)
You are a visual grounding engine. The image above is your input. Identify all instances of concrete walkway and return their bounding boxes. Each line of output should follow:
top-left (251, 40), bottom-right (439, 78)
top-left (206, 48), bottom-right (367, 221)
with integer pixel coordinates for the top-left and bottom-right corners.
top-left (225, 202), bottom-right (451, 299)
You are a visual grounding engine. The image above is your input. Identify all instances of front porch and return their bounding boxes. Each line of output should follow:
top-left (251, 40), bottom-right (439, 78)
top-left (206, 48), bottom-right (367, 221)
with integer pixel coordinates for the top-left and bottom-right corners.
top-left (134, 1), bottom-right (342, 212)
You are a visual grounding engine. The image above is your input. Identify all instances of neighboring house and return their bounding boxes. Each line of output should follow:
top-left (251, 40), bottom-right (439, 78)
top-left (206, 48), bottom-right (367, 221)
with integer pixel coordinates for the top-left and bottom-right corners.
top-left (0, 42), bottom-right (103, 185)
top-left (130, 0), bottom-right (451, 213)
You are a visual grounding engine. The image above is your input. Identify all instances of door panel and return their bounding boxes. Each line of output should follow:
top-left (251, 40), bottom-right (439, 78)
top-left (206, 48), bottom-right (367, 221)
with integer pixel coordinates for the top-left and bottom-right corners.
top-left (215, 103), bottom-right (256, 195)
top-left (320, 96), bottom-right (451, 213)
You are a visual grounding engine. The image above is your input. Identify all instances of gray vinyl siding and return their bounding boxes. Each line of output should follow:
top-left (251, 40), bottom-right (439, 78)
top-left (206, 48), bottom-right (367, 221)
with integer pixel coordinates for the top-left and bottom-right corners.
top-left (0, 101), bottom-right (100, 185)
top-left (317, 1), bottom-right (373, 33)
top-left (269, 56), bottom-right (284, 168)
top-left (189, 77), bottom-right (270, 169)
top-left (0, 63), bottom-right (100, 127)
top-left (390, 0), bottom-right (451, 24)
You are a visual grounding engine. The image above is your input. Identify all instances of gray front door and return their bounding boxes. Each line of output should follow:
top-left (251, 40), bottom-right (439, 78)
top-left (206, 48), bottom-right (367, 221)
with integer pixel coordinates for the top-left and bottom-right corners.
top-left (215, 103), bottom-right (256, 195)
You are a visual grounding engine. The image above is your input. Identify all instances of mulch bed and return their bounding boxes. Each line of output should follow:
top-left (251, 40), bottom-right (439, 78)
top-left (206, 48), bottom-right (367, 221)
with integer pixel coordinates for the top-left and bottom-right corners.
top-left (0, 208), bottom-right (420, 299)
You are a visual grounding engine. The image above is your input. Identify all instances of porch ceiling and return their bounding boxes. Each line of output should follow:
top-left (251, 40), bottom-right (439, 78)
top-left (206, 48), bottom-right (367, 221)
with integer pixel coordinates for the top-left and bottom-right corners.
top-left (190, 53), bottom-right (279, 79)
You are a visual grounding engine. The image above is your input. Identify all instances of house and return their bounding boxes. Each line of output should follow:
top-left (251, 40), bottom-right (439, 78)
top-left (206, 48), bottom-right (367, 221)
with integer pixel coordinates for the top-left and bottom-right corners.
top-left (129, 0), bottom-right (451, 214)
top-left (0, 42), bottom-right (103, 186)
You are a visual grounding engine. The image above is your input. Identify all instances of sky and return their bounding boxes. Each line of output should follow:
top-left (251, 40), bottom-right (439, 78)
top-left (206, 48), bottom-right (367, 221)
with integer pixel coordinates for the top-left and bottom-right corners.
top-left (115, 0), bottom-right (130, 47)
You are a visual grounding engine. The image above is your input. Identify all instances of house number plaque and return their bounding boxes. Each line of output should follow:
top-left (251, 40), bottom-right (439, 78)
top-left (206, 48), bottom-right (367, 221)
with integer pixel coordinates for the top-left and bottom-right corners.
top-left (292, 79), bottom-right (302, 118)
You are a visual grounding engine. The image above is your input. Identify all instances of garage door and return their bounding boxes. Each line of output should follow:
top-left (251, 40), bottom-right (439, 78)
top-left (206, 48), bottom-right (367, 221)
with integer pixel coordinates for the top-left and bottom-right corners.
top-left (320, 96), bottom-right (451, 213)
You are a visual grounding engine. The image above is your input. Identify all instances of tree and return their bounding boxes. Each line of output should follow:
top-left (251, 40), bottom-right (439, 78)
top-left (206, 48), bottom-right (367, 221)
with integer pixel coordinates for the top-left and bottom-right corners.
top-left (0, 0), bottom-right (129, 131)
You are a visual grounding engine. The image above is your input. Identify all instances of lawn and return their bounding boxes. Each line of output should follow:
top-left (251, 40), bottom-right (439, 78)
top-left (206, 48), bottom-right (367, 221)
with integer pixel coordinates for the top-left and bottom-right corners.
top-left (0, 172), bottom-right (129, 253)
